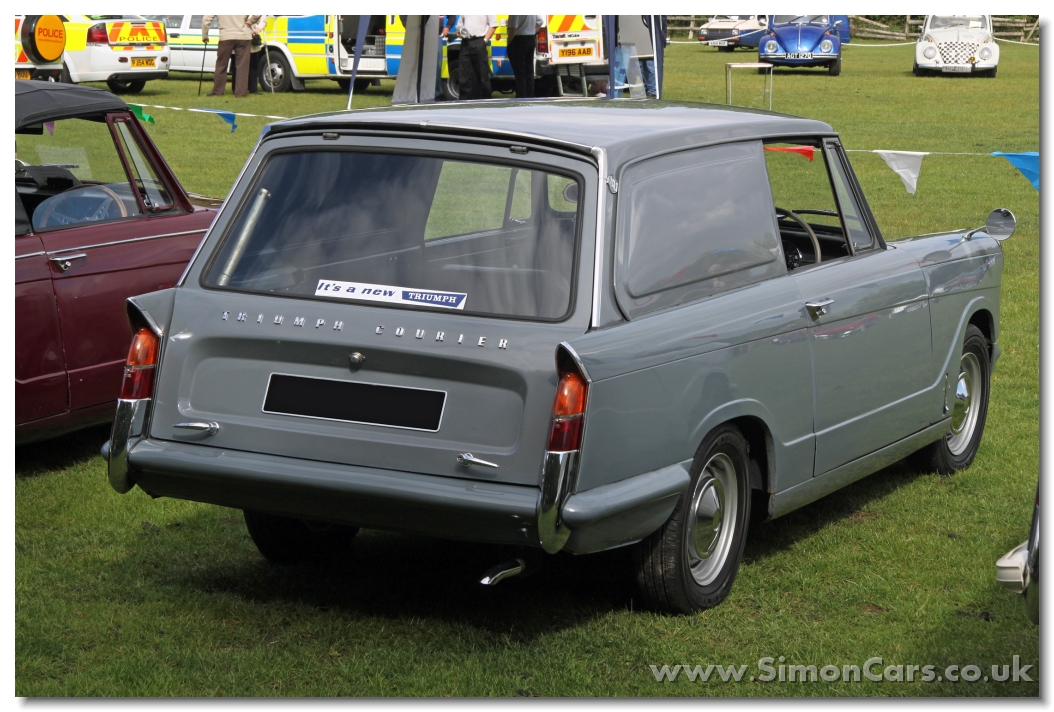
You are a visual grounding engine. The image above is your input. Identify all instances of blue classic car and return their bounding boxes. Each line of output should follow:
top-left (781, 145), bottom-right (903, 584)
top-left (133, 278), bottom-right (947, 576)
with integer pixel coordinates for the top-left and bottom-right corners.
top-left (759, 14), bottom-right (846, 75)
top-left (104, 101), bottom-right (1011, 615)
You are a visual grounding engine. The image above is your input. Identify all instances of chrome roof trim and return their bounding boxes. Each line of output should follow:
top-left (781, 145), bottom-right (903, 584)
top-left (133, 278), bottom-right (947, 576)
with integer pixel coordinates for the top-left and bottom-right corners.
top-left (590, 146), bottom-right (606, 329)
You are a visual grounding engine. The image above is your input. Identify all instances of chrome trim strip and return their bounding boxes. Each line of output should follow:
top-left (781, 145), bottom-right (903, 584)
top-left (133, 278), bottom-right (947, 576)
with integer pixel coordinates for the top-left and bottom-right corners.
top-left (14, 251), bottom-right (46, 260)
top-left (770, 419), bottom-right (949, 518)
top-left (590, 146), bottom-right (607, 329)
top-left (178, 139), bottom-right (263, 286)
top-left (48, 229), bottom-right (207, 255)
top-left (558, 341), bottom-right (592, 383)
top-left (537, 449), bottom-right (581, 554)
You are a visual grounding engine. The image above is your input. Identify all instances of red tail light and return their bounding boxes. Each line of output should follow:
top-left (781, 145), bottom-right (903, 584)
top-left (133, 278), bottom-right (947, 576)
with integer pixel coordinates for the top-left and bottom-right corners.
top-left (87, 23), bottom-right (108, 45)
top-left (119, 328), bottom-right (159, 400)
top-left (546, 369), bottom-right (587, 451)
top-left (537, 27), bottom-right (549, 54)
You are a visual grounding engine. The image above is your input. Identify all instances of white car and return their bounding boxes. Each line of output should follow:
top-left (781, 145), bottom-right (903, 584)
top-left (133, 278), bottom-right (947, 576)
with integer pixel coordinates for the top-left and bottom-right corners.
top-left (60, 14), bottom-right (170, 94)
top-left (697, 15), bottom-right (768, 51)
top-left (914, 15), bottom-right (999, 77)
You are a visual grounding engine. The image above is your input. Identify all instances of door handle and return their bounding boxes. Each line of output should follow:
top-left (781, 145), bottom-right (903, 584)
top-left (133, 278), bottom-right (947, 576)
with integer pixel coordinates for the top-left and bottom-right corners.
top-left (457, 452), bottom-right (499, 469)
top-left (805, 298), bottom-right (834, 318)
top-left (48, 253), bottom-right (87, 272)
top-left (170, 32), bottom-right (180, 37)
top-left (173, 422), bottom-right (219, 436)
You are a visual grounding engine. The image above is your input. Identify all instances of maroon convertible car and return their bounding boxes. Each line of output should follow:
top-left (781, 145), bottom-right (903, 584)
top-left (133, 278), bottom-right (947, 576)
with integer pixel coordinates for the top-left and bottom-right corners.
top-left (15, 80), bottom-right (217, 444)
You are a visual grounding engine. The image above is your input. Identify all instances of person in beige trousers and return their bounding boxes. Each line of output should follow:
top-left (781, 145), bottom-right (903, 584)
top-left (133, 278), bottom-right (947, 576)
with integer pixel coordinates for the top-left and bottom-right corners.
top-left (202, 14), bottom-right (262, 97)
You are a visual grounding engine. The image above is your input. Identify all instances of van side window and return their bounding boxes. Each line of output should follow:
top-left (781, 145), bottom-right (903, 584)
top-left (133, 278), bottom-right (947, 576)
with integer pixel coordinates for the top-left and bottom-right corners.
top-left (615, 141), bottom-right (784, 318)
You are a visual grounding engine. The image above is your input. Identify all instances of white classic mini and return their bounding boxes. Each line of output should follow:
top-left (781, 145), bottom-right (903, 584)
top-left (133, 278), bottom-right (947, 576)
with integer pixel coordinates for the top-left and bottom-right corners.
top-left (915, 15), bottom-right (999, 77)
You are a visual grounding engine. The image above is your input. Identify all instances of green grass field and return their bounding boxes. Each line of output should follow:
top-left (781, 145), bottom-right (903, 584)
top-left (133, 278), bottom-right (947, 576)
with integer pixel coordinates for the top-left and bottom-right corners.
top-left (15, 41), bottom-right (1040, 696)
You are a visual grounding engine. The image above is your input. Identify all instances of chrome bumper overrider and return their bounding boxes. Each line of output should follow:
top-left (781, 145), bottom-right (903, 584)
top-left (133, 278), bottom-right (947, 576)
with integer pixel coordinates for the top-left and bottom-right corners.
top-left (107, 398), bottom-right (150, 494)
top-left (537, 450), bottom-right (581, 554)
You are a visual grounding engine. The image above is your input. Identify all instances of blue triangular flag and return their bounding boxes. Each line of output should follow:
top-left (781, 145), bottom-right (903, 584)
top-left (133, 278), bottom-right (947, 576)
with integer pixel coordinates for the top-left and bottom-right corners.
top-left (991, 151), bottom-right (1039, 190)
top-left (194, 108), bottom-right (238, 133)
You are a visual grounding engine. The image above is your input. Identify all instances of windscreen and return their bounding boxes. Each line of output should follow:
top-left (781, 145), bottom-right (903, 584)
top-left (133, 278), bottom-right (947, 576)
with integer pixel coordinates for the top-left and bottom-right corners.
top-left (773, 15), bottom-right (828, 24)
top-left (203, 150), bottom-right (581, 321)
top-left (929, 15), bottom-right (988, 30)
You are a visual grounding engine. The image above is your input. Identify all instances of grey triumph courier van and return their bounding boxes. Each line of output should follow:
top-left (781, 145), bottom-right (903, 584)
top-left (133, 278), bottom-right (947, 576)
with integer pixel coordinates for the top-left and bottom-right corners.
top-left (105, 100), bottom-right (1012, 613)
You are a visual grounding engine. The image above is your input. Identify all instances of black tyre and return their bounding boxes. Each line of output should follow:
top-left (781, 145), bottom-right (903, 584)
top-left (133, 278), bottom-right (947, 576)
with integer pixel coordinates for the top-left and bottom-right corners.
top-left (910, 324), bottom-right (991, 475)
top-left (336, 77), bottom-right (372, 92)
top-left (106, 78), bottom-right (146, 94)
top-left (828, 56), bottom-right (842, 76)
top-left (634, 425), bottom-right (752, 614)
top-left (59, 62), bottom-right (73, 83)
top-left (718, 44), bottom-right (734, 52)
top-left (243, 509), bottom-right (358, 564)
top-left (260, 50), bottom-right (292, 92)
top-left (912, 61), bottom-right (923, 77)
top-left (985, 66), bottom-right (998, 78)
top-left (441, 53), bottom-right (459, 101)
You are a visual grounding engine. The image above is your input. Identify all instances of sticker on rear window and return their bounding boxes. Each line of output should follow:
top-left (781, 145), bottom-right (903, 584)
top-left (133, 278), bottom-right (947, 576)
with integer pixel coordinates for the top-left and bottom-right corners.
top-left (315, 280), bottom-right (467, 310)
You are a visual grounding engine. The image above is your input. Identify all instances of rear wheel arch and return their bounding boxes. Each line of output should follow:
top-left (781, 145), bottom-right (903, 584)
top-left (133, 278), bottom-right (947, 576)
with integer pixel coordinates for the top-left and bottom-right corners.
top-left (968, 308), bottom-right (995, 352)
top-left (727, 415), bottom-right (772, 493)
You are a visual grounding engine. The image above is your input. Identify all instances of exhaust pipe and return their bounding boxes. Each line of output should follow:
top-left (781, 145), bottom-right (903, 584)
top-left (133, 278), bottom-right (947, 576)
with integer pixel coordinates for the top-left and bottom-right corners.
top-left (480, 558), bottom-right (527, 586)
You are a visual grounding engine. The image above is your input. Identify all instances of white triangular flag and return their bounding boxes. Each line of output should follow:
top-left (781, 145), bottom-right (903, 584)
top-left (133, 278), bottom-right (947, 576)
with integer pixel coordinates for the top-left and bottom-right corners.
top-left (874, 151), bottom-right (929, 195)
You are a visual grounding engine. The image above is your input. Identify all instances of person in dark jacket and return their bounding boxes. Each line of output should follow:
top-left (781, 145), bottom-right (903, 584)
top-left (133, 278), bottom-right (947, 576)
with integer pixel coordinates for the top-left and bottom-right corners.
top-left (455, 15), bottom-right (497, 100)
top-left (506, 15), bottom-right (542, 98)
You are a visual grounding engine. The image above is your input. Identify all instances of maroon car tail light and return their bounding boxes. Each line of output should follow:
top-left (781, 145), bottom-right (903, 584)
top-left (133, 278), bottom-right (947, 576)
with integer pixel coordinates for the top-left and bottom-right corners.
top-left (119, 327), bottom-right (159, 400)
top-left (87, 23), bottom-right (108, 45)
top-left (537, 27), bottom-right (549, 54)
top-left (547, 369), bottom-right (587, 451)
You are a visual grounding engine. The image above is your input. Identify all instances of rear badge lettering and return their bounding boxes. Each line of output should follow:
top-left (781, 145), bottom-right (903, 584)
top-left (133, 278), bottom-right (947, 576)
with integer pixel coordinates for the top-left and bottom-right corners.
top-left (222, 310), bottom-right (507, 350)
top-left (315, 279), bottom-right (467, 310)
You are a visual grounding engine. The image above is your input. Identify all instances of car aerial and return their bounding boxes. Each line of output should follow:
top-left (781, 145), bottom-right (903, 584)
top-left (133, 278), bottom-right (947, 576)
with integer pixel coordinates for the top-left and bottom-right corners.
top-left (996, 483), bottom-right (1039, 623)
top-left (697, 15), bottom-right (768, 51)
top-left (104, 100), bottom-right (1011, 614)
top-left (15, 80), bottom-right (218, 444)
top-left (914, 15), bottom-right (999, 78)
top-left (759, 15), bottom-right (846, 75)
top-left (58, 14), bottom-right (169, 94)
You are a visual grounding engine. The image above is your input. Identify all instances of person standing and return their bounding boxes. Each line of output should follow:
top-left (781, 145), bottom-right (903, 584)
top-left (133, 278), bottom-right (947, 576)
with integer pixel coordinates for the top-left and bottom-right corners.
top-left (247, 15), bottom-right (267, 93)
top-left (202, 14), bottom-right (261, 97)
top-left (455, 14), bottom-right (497, 100)
top-left (506, 15), bottom-right (541, 98)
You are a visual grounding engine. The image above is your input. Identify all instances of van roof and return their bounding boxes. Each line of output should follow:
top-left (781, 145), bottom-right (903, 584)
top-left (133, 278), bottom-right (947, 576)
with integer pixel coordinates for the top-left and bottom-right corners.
top-left (262, 99), bottom-right (835, 166)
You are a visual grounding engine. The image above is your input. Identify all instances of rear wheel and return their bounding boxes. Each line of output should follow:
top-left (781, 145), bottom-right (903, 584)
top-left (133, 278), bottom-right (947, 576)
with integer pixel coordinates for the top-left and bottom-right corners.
top-left (260, 50), bottom-right (292, 92)
top-left (336, 77), bottom-right (372, 92)
top-left (828, 56), bottom-right (842, 76)
top-left (718, 45), bottom-right (735, 52)
top-left (633, 425), bottom-right (752, 614)
top-left (106, 78), bottom-right (146, 94)
top-left (243, 509), bottom-right (358, 564)
top-left (441, 53), bottom-right (460, 101)
top-left (910, 324), bottom-right (991, 475)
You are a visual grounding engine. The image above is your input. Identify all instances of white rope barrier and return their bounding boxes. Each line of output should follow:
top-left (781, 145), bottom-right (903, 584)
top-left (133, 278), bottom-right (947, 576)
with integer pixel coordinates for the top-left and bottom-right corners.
top-left (138, 103), bottom-right (288, 120)
top-left (995, 37), bottom-right (1040, 46)
top-left (842, 41), bottom-right (915, 47)
top-left (846, 150), bottom-right (992, 155)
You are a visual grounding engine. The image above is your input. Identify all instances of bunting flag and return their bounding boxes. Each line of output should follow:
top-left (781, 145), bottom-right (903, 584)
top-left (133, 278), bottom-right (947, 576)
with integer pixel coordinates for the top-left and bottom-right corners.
top-left (192, 108), bottom-right (238, 132)
top-left (991, 151), bottom-right (1039, 190)
top-left (128, 104), bottom-right (155, 124)
top-left (765, 145), bottom-right (814, 161)
top-left (43, 121), bottom-right (53, 136)
top-left (874, 150), bottom-right (928, 195)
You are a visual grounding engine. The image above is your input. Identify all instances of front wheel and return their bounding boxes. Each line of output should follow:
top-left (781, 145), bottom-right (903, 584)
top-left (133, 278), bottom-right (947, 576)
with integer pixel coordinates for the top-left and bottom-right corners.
top-left (913, 61), bottom-right (923, 76)
top-left (244, 510), bottom-right (358, 564)
top-left (828, 56), bottom-right (842, 76)
top-left (106, 78), bottom-right (146, 94)
top-left (633, 425), bottom-right (752, 614)
top-left (910, 324), bottom-right (991, 475)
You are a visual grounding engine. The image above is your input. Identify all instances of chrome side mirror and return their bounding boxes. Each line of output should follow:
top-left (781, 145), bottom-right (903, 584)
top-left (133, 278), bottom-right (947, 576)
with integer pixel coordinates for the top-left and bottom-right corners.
top-left (834, 19), bottom-right (844, 26)
top-left (986, 207), bottom-right (1016, 241)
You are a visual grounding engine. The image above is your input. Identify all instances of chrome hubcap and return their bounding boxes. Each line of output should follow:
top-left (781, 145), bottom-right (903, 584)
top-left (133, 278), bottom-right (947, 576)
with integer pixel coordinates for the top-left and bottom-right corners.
top-left (266, 62), bottom-right (284, 88)
top-left (948, 351), bottom-right (981, 455)
top-left (687, 452), bottom-right (738, 586)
